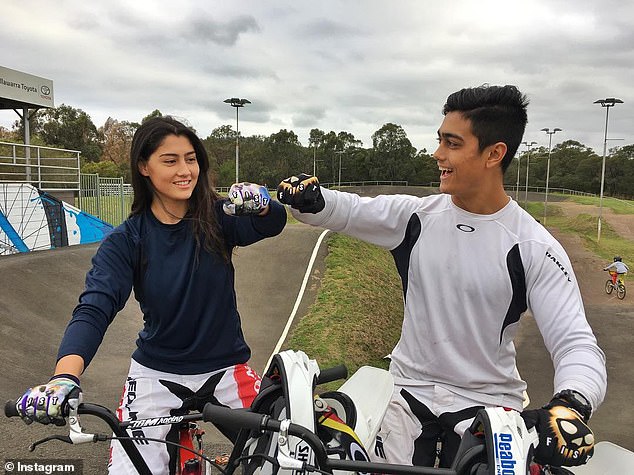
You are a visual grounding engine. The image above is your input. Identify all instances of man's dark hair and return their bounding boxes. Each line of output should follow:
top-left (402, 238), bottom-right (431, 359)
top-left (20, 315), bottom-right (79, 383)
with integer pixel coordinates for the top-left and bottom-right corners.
top-left (443, 84), bottom-right (529, 172)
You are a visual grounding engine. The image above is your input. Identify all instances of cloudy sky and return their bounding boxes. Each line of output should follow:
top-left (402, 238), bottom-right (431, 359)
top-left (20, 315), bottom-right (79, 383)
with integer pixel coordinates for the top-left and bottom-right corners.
top-left (1, 0), bottom-right (632, 155)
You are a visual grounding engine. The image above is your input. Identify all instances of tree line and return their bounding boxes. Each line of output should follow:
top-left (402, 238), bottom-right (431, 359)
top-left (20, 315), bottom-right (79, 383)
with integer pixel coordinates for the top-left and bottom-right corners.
top-left (1, 104), bottom-right (632, 199)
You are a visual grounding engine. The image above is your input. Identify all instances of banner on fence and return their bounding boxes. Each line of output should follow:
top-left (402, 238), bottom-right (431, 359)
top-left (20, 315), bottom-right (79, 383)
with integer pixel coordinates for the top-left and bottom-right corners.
top-left (0, 183), bottom-right (113, 255)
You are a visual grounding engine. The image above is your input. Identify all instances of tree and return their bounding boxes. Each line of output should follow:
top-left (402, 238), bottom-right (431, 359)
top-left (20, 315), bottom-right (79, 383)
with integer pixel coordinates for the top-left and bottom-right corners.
top-left (203, 125), bottom-right (238, 185)
top-left (0, 125), bottom-right (17, 142)
top-left (80, 159), bottom-right (122, 178)
top-left (142, 109), bottom-right (163, 123)
top-left (100, 118), bottom-right (137, 166)
top-left (260, 129), bottom-right (304, 186)
top-left (37, 104), bottom-right (102, 161)
top-left (371, 123), bottom-right (416, 181)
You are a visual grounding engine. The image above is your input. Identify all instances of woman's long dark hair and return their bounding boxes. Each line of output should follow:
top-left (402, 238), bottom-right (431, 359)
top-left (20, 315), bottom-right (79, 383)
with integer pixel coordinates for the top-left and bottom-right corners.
top-left (129, 116), bottom-right (228, 261)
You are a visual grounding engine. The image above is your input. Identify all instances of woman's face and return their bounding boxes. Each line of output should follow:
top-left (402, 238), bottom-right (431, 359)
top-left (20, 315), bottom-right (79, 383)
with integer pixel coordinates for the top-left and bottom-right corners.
top-left (138, 134), bottom-right (199, 217)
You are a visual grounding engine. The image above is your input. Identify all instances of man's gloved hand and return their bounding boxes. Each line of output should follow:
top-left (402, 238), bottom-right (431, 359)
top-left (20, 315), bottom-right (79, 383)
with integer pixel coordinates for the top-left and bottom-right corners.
top-left (277, 174), bottom-right (325, 214)
top-left (521, 394), bottom-right (594, 467)
top-left (223, 182), bottom-right (271, 216)
top-left (16, 374), bottom-right (82, 426)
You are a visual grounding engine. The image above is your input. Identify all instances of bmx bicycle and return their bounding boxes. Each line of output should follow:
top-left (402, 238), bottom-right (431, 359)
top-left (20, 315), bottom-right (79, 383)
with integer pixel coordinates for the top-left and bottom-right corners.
top-left (604, 270), bottom-right (626, 299)
top-left (5, 399), bottom-right (215, 475)
top-left (6, 350), bottom-right (634, 474)
top-left (4, 357), bottom-right (347, 475)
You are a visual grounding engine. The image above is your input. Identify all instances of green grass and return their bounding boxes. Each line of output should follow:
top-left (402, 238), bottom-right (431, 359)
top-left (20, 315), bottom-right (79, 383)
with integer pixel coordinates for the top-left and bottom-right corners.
top-left (76, 195), bottom-right (133, 226)
top-left (564, 195), bottom-right (634, 215)
top-left (283, 234), bottom-right (403, 381)
top-left (523, 197), bottom-right (634, 263)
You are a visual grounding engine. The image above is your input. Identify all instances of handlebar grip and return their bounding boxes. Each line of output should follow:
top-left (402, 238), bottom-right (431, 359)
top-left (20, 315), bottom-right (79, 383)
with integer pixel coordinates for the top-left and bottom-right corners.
top-left (5, 400), bottom-right (19, 418)
top-left (203, 404), bottom-right (280, 432)
top-left (316, 364), bottom-right (348, 385)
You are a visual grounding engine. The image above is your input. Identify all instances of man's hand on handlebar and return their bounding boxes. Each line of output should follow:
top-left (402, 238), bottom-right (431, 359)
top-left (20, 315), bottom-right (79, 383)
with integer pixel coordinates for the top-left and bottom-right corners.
top-left (522, 395), bottom-right (595, 467)
top-left (15, 374), bottom-right (82, 426)
top-left (277, 174), bottom-right (325, 214)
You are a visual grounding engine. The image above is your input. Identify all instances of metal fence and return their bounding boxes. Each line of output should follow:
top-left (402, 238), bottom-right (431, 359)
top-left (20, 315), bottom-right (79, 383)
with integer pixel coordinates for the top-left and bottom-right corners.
top-left (0, 141), bottom-right (81, 191)
top-left (79, 174), bottom-right (132, 226)
top-left (321, 180), bottom-right (409, 188)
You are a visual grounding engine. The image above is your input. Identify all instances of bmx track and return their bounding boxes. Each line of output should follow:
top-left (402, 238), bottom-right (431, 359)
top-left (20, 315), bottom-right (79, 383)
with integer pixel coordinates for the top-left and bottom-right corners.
top-left (0, 188), bottom-right (632, 473)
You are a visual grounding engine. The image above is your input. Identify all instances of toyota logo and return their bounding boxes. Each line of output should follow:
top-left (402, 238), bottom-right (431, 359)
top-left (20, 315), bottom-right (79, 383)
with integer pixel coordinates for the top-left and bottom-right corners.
top-left (40, 85), bottom-right (51, 95)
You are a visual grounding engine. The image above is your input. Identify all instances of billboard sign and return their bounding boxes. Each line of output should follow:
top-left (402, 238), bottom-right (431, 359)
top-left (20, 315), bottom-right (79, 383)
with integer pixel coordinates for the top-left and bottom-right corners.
top-left (0, 65), bottom-right (54, 108)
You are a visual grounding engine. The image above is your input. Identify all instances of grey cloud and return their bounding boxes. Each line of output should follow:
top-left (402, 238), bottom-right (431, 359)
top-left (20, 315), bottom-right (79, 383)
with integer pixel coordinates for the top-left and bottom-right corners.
top-left (184, 14), bottom-right (260, 46)
top-left (292, 107), bottom-right (326, 128)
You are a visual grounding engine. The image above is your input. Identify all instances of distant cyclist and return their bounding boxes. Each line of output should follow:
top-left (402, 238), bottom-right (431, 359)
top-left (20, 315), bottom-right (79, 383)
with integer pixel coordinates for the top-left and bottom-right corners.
top-left (12, 116), bottom-right (287, 474)
top-left (604, 255), bottom-right (629, 285)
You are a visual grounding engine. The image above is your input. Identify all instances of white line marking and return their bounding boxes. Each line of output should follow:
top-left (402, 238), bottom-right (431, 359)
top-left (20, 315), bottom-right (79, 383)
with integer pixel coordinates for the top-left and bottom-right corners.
top-left (264, 229), bottom-right (330, 373)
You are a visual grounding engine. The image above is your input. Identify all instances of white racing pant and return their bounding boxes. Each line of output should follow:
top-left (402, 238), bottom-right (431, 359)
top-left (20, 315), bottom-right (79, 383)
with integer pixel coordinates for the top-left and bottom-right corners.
top-left (108, 359), bottom-right (261, 474)
top-left (371, 384), bottom-right (487, 468)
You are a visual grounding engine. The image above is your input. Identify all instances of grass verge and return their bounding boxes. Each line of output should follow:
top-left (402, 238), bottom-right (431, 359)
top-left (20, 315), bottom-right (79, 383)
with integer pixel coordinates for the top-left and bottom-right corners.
top-left (283, 233), bottom-right (403, 378)
top-left (524, 199), bottom-right (634, 262)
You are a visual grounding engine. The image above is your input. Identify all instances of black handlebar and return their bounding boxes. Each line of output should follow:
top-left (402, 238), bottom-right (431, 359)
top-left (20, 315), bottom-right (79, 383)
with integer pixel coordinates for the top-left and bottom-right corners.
top-left (316, 364), bottom-right (348, 385)
top-left (203, 404), bottom-right (279, 432)
top-left (5, 400), bottom-right (19, 418)
top-left (202, 404), bottom-right (458, 475)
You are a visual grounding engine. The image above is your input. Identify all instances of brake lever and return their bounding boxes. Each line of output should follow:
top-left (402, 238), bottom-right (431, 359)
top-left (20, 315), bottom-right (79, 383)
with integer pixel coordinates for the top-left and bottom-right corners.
top-left (29, 435), bottom-right (73, 451)
top-left (67, 403), bottom-right (100, 445)
top-left (276, 419), bottom-right (307, 471)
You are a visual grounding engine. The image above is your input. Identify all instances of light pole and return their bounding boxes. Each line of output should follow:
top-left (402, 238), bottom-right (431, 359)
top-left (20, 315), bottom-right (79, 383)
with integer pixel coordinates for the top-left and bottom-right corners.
top-left (521, 141), bottom-right (537, 208)
top-left (515, 153), bottom-right (521, 201)
top-left (594, 97), bottom-right (623, 242)
top-left (335, 150), bottom-right (344, 188)
top-left (223, 97), bottom-right (251, 183)
top-left (541, 128), bottom-right (561, 224)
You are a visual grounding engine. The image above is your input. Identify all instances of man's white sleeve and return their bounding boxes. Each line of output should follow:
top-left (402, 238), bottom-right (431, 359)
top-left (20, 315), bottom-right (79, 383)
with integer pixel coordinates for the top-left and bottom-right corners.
top-left (526, 241), bottom-right (607, 410)
top-left (289, 188), bottom-right (423, 250)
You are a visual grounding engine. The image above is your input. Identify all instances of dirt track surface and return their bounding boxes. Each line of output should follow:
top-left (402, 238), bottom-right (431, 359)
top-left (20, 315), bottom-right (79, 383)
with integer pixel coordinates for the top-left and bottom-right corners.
top-left (0, 191), bottom-right (632, 473)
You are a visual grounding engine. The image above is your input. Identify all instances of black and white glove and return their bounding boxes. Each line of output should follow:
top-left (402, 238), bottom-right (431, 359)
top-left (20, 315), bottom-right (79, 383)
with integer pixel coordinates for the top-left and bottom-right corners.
top-left (521, 391), bottom-right (594, 467)
top-left (15, 374), bottom-right (82, 426)
top-left (277, 173), bottom-right (325, 213)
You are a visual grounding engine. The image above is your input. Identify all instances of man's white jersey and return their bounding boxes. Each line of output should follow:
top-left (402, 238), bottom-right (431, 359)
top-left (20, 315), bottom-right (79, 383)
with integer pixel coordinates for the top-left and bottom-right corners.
top-left (293, 189), bottom-right (606, 411)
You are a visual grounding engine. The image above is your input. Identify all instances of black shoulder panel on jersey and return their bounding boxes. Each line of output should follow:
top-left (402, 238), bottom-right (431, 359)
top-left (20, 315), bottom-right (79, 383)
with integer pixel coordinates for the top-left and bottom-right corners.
top-left (500, 244), bottom-right (528, 343)
top-left (390, 213), bottom-right (422, 303)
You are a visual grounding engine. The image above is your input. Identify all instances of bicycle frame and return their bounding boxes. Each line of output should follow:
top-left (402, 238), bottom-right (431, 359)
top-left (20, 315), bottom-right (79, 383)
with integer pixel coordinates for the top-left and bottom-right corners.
top-left (204, 404), bottom-right (536, 475)
top-left (5, 400), bottom-right (216, 475)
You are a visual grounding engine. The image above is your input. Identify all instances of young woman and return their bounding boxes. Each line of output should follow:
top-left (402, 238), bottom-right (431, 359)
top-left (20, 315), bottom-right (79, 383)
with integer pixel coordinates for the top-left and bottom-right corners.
top-left (15, 116), bottom-right (287, 473)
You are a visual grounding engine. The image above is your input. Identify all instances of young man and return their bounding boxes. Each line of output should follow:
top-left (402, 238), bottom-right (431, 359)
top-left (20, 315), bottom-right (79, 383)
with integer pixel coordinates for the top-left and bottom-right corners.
top-left (277, 85), bottom-right (606, 469)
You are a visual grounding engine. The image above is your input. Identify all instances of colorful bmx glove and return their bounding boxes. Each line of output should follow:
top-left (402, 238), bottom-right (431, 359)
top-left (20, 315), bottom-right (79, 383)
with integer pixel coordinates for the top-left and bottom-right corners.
top-left (223, 182), bottom-right (271, 216)
top-left (277, 173), bottom-right (325, 213)
top-left (15, 374), bottom-right (82, 426)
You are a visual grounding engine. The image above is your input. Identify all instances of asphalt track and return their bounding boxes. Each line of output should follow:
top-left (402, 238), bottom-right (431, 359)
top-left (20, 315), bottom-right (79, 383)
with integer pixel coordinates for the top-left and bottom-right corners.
top-left (1, 188), bottom-right (632, 473)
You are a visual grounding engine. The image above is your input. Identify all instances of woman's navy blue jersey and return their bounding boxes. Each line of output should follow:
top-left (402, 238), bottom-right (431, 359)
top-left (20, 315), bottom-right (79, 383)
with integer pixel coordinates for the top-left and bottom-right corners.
top-left (57, 200), bottom-right (287, 374)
